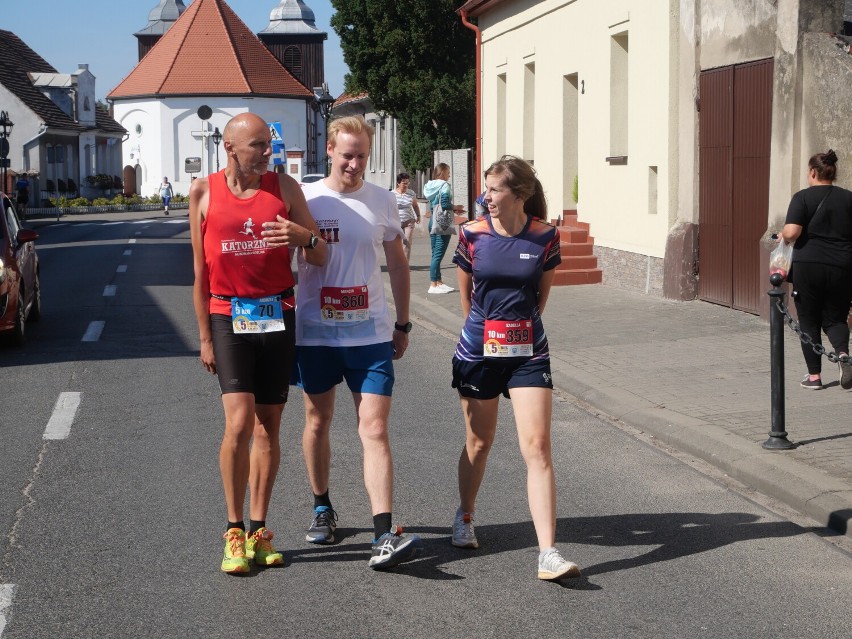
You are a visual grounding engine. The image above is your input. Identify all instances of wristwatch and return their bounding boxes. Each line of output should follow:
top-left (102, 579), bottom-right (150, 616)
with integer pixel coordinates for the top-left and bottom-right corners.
top-left (394, 321), bottom-right (413, 333)
top-left (304, 232), bottom-right (319, 249)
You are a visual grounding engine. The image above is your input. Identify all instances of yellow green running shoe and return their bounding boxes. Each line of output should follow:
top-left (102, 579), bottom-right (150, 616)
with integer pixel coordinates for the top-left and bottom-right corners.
top-left (246, 527), bottom-right (284, 566)
top-left (221, 528), bottom-right (250, 574)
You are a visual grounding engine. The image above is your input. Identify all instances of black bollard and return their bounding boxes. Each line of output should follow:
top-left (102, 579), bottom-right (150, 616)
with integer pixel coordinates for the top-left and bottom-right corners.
top-left (764, 272), bottom-right (795, 449)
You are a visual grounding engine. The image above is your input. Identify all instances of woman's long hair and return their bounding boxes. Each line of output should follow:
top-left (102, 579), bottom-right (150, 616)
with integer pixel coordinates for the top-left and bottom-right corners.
top-left (483, 155), bottom-right (547, 220)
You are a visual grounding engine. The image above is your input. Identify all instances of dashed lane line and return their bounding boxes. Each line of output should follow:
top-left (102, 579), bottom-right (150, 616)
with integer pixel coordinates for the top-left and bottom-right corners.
top-left (81, 321), bottom-right (105, 342)
top-left (103, 285), bottom-right (117, 296)
top-left (117, 265), bottom-right (127, 273)
top-left (43, 392), bottom-right (81, 441)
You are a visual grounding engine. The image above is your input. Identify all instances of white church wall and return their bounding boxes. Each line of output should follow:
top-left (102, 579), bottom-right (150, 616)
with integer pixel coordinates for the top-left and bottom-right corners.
top-left (114, 96), bottom-right (309, 197)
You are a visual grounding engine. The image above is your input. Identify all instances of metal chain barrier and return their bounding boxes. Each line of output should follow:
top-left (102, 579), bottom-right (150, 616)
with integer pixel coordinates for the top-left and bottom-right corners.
top-left (774, 297), bottom-right (852, 365)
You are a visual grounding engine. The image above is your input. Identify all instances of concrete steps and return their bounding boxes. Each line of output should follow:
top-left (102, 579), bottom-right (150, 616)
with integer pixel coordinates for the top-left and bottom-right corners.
top-left (550, 210), bottom-right (602, 286)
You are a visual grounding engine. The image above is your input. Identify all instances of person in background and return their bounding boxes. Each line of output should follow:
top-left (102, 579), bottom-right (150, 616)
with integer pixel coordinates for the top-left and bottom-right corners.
top-left (449, 155), bottom-right (581, 582)
top-left (394, 172), bottom-right (420, 261)
top-left (15, 174), bottom-right (30, 218)
top-left (473, 191), bottom-right (487, 219)
top-left (189, 113), bottom-right (327, 574)
top-left (160, 176), bottom-right (175, 215)
top-left (423, 163), bottom-right (460, 294)
top-left (781, 149), bottom-right (852, 390)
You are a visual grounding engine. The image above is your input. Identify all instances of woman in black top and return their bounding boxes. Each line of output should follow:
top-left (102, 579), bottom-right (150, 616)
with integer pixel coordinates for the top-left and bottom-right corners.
top-left (781, 150), bottom-right (852, 390)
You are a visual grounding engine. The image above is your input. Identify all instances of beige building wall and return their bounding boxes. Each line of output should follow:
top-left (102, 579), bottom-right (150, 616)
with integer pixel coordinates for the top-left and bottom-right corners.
top-left (470, 0), bottom-right (850, 301)
top-left (478, 0), bottom-right (676, 262)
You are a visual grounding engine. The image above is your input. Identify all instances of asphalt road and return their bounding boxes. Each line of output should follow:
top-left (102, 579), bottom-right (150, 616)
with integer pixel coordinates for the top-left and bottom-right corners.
top-left (0, 212), bottom-right (850, 638)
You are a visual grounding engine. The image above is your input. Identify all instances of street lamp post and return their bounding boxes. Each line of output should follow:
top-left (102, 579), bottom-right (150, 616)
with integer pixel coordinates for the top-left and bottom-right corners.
top-left (313, 82), bottom-right (335, 175)
top-left (0, 111), bottom-right (13, 196)
top-left (212, 127), bottom-right (222, 172)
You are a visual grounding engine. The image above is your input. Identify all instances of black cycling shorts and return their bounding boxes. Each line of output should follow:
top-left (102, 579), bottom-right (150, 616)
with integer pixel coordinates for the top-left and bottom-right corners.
top-left (451, 355), bottom-right (553, 400)
top-left (210, 310), bottom-right (296, 404)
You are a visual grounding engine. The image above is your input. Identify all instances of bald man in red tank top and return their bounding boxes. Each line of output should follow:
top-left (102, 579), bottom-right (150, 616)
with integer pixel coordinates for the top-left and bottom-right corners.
top-left (189, 113), bottom-right (327, 574)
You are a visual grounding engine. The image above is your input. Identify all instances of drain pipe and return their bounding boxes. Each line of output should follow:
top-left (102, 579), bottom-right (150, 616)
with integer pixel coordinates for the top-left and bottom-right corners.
top-left (459, 8), bottom-right (482, 197)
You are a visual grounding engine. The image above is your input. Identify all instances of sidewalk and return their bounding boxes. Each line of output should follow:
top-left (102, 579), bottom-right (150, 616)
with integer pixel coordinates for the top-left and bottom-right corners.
top-left (398, 224), bottom-right (852, 539)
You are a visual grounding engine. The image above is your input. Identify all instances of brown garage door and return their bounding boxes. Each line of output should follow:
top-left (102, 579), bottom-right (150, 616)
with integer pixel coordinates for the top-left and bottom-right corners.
top-left (699, 59), bottom-right (773, 314)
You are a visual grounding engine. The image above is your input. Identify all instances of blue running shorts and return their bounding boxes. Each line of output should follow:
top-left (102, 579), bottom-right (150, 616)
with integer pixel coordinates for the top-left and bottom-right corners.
top-left (294, 342), bottom-right (395, 396)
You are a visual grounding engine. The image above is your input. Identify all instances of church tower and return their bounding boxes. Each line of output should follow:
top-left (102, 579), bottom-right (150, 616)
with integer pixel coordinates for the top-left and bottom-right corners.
top-left (258, 0), bottom-right (327, 91)
top-left (134, 0), bottom-right (187, 61)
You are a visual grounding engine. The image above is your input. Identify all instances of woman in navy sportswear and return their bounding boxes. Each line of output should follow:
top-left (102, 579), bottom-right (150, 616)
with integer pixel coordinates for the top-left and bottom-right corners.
top-left (449, 156), bottom-right (581, 581)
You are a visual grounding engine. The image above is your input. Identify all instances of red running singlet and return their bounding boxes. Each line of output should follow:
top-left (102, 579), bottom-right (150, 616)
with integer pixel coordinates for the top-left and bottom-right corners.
top-left (202, 170), bottom-right (296, 315)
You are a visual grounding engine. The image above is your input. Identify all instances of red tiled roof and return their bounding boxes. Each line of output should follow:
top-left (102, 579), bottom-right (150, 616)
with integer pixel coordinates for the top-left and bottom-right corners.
top-left (333, 92), bottom-right (367, 108)
top-left (108, 0), bottom-right (311, 99)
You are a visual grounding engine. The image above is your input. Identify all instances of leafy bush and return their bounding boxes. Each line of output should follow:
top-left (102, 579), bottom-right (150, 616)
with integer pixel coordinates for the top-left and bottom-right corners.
top-left (125, 194), bottom-right (143, 205)
top-left (49, 196), bottom-right (70, 208)
top-left (172, 193), bottom-right (188, 203)
top-left (148, 194), bottom-right (163, 204)
top-left (92, 198), bottom-right (111, 206)
top-left (110, 194), bottom-right (126, 205)
top-left (68, 197), bottom-right (90, 207)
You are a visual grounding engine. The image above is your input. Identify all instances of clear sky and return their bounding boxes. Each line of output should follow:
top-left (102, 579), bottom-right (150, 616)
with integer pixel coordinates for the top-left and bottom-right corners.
top-left (3, 0), bottom-right (349, 102)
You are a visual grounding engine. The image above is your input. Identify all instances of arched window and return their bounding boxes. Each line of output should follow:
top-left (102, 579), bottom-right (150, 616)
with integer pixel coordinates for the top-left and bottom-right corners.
top-left (283, 46), bottom-right (302, 75)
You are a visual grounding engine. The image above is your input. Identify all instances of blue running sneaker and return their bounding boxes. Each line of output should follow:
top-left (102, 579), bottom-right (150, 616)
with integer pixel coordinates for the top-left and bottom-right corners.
top-left (368, 526), bottom-right (423, 569)
top-left (306, 506), bottom-right (337, 544)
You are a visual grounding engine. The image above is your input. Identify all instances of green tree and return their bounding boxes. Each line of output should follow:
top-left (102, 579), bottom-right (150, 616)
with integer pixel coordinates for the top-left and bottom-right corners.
top-left (330, 0), bottom-right (475, 170)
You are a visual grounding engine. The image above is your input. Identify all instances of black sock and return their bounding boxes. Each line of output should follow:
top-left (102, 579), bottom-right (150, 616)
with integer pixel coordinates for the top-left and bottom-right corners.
top-left (227, 520), bottom-right (245, 533)
top-left (249, 520), bottom-right (265, 536)
top-left (314, 491), bottom-right (332, 510)
top-left (373, 512), bottom-right (392, 540)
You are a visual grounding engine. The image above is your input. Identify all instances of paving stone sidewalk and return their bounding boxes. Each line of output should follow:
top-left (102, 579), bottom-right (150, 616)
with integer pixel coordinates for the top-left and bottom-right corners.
top-left (397, 224), bottom-right (852, 539)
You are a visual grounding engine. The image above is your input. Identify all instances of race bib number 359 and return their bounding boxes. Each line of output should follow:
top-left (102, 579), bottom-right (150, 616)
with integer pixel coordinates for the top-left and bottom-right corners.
top-left (320, 286), bottom-right (369, 322)
top-left (483, 319), bottom-right (533, 358)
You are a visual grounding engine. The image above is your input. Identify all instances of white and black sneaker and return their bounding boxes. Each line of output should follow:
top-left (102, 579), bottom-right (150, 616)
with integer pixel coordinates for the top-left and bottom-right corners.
top-left (306, 506), bottom-right (337, 544)
top-left (368, 526), bottom-right (423, 569)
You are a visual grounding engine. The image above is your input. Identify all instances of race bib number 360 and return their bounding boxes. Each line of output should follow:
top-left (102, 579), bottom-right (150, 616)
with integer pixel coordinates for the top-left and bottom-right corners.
top-left (320, 286), bottom-right (369, 322)
top-left (483, 319), bottom-right (533, 358)
top-left (231, 296), bottom-right (285, 334)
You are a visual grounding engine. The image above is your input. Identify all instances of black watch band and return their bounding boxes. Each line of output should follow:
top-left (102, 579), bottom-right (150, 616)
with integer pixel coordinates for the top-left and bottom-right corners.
top-left (304, 232), bottom-right (319, 249)
top-left (394, 321), bottom-right (413, 334)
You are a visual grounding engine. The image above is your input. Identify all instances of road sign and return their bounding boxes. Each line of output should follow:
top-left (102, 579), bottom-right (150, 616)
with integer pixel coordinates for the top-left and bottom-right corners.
top-left (268, 121), bottom-right (285, 165)
top-left (185, 156), bottom-right (201, 173)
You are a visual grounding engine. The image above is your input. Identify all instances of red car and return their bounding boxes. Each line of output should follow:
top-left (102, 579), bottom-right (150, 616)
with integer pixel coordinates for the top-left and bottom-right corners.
top-left (0, 194), bottom-right (40, 345)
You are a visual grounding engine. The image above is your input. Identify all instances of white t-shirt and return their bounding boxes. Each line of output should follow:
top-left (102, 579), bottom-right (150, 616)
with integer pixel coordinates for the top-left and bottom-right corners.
top-left (296, 179), bottom-right (404, 346)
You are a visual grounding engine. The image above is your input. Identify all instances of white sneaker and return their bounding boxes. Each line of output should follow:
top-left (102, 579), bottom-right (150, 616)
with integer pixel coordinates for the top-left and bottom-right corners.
top-left (427, 286), bottom-right (442, 294)
top-left (436, 284), bottom-right (455, 293)
top-left (451, 509), bottom-right (479, 548)
top-left (537, 548), bottom-right (581, 581)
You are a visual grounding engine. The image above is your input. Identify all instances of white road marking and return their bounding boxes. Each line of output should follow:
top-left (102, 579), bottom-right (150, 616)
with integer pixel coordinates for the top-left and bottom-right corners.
top-left (43, 392), bottom-right (81, 441)
top-left (123, 250), bottom-right (132, 256)
top-left (0, 584), bottom-right (15, 636)
top-left (103, 285), bottom-right (116, 296)
top-left (117, 265), bottom-right (127, 273)
top-left (134, 231), bottom-right (141, 235)
top-left (128, 239), bottom-right (136, 244)
top-left (81, 321), bottom-right (105, 342)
